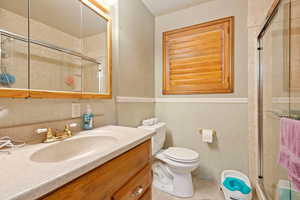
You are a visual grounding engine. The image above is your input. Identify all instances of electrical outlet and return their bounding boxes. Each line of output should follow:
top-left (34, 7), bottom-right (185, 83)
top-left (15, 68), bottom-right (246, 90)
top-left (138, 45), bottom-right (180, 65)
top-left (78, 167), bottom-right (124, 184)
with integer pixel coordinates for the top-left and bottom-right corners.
top-left (72, 103), bottom-right (81, 118)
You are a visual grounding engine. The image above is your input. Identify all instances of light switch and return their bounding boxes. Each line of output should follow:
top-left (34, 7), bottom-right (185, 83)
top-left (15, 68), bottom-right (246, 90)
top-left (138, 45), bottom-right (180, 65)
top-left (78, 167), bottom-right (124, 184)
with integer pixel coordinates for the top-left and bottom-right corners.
top-left (72, 103), bottom-right (81, 118)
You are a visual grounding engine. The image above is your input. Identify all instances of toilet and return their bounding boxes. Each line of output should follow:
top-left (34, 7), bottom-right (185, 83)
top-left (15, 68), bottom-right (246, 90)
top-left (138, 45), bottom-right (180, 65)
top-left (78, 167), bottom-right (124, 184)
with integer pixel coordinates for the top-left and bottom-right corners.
top-left (139, 122), bottom-right (200, 198)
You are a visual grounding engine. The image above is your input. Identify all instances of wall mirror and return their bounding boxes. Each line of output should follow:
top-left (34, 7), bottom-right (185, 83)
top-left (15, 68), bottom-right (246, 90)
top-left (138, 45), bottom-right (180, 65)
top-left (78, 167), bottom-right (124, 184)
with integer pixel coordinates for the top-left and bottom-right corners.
top-left (0, 0), bottom-right (112, 99)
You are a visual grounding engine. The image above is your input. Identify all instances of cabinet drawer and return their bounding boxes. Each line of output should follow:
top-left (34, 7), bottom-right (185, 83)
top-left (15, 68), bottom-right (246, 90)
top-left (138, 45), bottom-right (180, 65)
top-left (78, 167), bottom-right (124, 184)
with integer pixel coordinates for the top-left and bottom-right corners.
top-left (113, 164), bottom-right (152, 200)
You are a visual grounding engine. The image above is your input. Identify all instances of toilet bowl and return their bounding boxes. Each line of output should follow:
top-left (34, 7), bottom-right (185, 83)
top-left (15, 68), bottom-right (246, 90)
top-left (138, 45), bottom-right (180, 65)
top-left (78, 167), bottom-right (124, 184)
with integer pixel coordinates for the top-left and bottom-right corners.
top-left (138, 122), bottom-right (200, 198)
top-left (154, 147), bottom-right (200, 197)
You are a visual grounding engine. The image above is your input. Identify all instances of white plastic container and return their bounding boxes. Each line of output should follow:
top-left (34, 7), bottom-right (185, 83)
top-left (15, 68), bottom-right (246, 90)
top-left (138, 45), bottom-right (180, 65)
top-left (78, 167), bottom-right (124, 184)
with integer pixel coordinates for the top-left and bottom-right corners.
top-left (221, 170), bottom-right (252, 200)
top-left (276, 180), bottom-right (300, 200)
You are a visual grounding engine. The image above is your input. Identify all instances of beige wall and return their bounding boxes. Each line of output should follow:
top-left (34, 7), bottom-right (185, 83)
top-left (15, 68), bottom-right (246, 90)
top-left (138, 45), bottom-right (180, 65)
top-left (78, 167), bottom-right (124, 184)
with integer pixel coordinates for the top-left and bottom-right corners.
top-left (116, 0), bottom-right (155, 127)
top-left (117, 103), bottom-right (154, 127)
top-left (118, 0), bottom-right (154, 98)
top-left (154, 0), bottom-right (249, 181)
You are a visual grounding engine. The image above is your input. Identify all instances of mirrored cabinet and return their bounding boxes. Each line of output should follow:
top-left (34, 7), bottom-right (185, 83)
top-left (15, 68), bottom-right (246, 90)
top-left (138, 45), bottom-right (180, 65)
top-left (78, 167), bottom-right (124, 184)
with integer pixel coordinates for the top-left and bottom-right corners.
top-left (0, 0), bottom-right (112, 99)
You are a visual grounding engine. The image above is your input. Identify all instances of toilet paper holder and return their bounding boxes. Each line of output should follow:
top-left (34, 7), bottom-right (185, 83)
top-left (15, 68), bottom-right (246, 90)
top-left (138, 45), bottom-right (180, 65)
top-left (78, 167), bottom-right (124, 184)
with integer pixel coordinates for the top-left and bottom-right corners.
top-left (198, 128), bottom-right (216, 136)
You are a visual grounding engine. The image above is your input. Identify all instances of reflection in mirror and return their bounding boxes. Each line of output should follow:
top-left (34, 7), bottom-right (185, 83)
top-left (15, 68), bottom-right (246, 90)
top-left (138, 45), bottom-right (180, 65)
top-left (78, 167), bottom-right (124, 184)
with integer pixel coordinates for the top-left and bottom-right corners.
top-left (81, 4), bottom-right (108, 94)
top-left (29, 0), bottom-right (83, 93)
top-left (29, 0), bottom-right (109, 94)
top-left (0, 0), bottom-right (28, 90)
top-left (30, 45), bottom-right (83, 92)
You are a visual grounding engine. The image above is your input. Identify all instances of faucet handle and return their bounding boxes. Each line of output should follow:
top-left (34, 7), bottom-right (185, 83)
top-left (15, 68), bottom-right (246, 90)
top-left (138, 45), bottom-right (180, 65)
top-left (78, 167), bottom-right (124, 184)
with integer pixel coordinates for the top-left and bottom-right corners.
top-left (36, 128), bottom-right (56, 143)
top-left (64, 123), bottom-right (77, 131)
top-left (36, 128), bottom-right (49, 134)
top-left (64, 123), bottom-right (77, 137)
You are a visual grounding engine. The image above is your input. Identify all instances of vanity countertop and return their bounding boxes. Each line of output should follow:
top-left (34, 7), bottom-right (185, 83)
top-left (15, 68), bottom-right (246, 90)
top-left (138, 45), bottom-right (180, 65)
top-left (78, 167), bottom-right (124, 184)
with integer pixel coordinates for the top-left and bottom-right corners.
top-left (0, 126), bottom-right (155, 200)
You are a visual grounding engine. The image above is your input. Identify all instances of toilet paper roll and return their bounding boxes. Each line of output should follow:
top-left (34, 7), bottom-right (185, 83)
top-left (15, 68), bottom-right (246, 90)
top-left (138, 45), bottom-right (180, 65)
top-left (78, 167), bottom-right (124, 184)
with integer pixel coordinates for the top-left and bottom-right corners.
top-left (202, 129), bottom-right (214, 143)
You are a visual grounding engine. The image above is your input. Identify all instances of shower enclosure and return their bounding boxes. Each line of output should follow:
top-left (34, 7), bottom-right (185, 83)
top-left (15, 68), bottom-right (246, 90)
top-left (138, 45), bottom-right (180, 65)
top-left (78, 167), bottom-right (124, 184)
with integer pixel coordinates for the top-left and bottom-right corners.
top-left (258, 0), bottom-right (300, 199)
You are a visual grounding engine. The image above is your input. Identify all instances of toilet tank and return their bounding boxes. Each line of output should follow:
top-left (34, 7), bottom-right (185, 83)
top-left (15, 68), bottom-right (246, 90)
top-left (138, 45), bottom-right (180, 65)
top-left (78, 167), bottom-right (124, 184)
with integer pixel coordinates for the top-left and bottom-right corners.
top-left (138, 122), bottom-right (166, 155)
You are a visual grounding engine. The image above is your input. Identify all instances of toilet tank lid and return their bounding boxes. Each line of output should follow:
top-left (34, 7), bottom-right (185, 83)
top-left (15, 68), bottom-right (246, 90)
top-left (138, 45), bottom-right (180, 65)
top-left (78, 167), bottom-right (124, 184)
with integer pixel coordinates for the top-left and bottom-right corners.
top-left (138, 122), bottom-right (166, 131)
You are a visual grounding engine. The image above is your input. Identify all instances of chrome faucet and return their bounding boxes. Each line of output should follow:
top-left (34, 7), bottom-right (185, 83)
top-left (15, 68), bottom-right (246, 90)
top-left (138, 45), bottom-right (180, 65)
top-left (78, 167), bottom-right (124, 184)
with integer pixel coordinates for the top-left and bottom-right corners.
top-left (36, 123), bottom-right (77, 143)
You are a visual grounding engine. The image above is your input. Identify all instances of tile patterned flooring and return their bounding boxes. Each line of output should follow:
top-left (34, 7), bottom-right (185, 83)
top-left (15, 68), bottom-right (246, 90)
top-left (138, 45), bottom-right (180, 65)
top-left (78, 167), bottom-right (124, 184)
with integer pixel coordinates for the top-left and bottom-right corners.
top-left (152, 178), bottom-right (225, 200)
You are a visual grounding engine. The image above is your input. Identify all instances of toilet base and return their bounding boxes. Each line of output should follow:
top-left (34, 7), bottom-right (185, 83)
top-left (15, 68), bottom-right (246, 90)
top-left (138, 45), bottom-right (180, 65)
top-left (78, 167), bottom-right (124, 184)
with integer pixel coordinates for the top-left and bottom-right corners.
top-left (153, 162), bottom-right (194, 198)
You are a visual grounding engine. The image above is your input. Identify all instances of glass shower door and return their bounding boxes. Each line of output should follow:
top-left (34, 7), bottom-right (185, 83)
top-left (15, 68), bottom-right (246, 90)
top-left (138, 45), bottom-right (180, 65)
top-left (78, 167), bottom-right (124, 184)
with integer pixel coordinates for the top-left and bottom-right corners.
top-left (259, 0), bottom-right (292, 199)
top-left (259, 0), bottom-right (300, 199)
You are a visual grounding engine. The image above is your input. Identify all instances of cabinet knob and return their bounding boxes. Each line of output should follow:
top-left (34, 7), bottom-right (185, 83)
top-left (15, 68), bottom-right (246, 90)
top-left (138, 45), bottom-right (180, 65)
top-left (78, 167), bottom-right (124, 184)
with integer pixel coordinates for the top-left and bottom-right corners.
top-left (131, 186), bottom-right (144, 197)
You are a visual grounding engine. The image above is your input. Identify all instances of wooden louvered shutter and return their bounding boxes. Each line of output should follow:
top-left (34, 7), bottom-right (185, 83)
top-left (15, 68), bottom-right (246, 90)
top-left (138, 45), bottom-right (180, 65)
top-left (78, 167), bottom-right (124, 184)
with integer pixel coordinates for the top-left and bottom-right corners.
top-left (163, 17), bottom-right (234, 94)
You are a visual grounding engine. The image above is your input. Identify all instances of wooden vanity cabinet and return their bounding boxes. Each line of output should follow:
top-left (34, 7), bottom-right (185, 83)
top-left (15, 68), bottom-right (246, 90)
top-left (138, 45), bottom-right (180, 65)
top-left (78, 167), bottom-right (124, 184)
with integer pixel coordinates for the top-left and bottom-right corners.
top-left (40, 140), bottom-right (152, 200)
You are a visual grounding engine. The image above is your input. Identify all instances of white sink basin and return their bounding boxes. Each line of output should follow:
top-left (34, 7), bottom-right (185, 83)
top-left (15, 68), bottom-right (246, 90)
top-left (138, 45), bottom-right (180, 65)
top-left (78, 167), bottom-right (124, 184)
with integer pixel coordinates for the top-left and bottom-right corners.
top-left (30, 136), bottom-right (118, 163)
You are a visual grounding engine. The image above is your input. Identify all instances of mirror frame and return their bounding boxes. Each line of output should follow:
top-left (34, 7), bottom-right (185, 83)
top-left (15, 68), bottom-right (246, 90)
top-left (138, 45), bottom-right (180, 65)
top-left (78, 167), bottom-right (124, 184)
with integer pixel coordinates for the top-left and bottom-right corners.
top-left (0, 0), bottom-right (112, 99)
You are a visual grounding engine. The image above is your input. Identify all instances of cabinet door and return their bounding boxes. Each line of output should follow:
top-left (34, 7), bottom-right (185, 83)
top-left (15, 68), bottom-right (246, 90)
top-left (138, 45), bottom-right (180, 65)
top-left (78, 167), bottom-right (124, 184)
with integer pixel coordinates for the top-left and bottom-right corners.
top-left (41, 140), bottom-right (151, 200)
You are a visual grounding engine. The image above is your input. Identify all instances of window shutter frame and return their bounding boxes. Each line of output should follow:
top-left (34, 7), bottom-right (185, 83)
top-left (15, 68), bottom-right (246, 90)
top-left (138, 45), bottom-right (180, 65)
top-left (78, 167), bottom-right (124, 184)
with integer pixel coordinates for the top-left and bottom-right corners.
top-left (162, 16), bottom-right (234, 95)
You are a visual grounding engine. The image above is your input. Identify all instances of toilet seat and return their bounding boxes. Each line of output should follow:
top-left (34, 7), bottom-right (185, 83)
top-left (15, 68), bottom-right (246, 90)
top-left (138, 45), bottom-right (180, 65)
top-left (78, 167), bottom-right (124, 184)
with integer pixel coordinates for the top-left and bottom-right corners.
top-left (163, 147), bottom-right (199, 163)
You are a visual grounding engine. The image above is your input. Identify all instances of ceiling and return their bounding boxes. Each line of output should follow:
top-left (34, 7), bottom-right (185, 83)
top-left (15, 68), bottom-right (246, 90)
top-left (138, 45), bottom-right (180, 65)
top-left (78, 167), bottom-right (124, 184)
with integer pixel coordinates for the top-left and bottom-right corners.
top-left (0, 0), bottom-right (107, 38)
top-left (142, 0), bottom-right (212, 16)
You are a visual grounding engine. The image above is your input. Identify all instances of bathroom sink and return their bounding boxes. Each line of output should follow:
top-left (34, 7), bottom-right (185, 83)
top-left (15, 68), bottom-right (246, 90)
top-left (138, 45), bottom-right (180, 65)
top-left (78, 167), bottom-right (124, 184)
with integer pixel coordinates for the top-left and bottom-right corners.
top-left (30, 136), bottom-right (118, 163)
